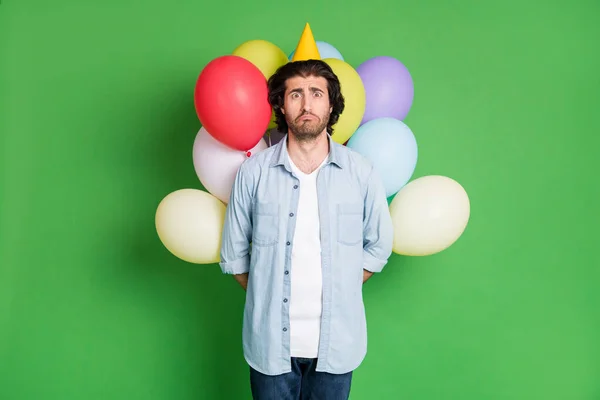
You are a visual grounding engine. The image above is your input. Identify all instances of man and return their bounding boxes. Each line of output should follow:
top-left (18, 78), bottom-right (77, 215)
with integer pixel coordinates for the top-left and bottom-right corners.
top-left (219, 59), bottom-right (394, 400)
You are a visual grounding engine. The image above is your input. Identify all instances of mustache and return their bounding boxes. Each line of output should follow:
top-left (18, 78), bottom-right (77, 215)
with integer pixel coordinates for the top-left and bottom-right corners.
top-left (296, 112), bottom-right (318, 121)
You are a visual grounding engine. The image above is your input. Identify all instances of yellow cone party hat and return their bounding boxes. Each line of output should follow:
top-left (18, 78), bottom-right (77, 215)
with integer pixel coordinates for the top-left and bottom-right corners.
top-left (291, 23), bottom-right (321, 61)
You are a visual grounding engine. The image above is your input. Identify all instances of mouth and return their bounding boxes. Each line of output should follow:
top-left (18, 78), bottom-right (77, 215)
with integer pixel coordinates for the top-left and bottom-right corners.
top-left (298, 114), bottom-right (317, 121)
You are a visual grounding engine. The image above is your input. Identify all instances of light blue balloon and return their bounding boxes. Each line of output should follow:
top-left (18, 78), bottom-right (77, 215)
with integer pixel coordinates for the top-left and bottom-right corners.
top-left (288, 41), bottom-right (344, 61)
top-left (346, 117), bottom-right (418, 197)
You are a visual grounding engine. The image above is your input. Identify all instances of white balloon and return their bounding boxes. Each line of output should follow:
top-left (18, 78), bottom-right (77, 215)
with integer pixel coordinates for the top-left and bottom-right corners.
top-left (263, 127), bottom-right (287, 147)
top-left (155, 189), bottom-right (226, 264)
top-left (389, 175), bottom-right (470, 256)
top-left (192, 127), bottom-right (268, 203)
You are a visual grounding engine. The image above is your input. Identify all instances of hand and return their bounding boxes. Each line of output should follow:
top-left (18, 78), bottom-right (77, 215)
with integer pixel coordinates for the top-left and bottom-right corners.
top-left (233, 273), bottom-right (249, 290)
top-left (363, 269), bottom-right (374, 283)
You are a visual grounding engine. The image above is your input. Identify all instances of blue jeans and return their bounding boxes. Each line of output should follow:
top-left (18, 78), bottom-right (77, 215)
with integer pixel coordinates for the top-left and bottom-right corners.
top-left (249, 357), bottom-right (353, 400)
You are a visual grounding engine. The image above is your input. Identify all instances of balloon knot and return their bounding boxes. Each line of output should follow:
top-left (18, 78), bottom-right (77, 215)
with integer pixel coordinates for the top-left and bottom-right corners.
top-left (246, 151), bottom-right (252, 157)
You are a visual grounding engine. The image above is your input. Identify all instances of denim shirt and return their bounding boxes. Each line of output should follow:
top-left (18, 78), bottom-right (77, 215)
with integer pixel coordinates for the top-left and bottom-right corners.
top-left (219, 134), bottom-right (394, 376)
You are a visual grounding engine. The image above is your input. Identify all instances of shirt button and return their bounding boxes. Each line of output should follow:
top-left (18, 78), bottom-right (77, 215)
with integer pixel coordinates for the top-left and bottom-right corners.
top-left (285, 270), bottom-right (289, 275)
top-left (293, 185), bottom-right (298, 189)
top-left (283, 298), bottom-right (288, 303)
top-left (283, 327), bottom-right (287, 332)
top-left (286, 241), bottom-right (291, 246)
top-left (289, 213), bottom-right (294, 217)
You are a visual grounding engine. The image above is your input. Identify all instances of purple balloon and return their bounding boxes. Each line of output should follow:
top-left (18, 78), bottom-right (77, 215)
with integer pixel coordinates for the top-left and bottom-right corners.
top-left (356, 56), bottom-right (414, 124)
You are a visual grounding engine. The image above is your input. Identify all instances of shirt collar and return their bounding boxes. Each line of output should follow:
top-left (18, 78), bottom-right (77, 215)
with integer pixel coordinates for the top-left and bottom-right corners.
top-left (269, 133), bottom-right (345, 171)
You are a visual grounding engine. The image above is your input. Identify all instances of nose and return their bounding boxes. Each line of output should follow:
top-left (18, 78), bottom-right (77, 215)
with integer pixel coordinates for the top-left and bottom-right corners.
top-left (302, 95), bottom-right (313, 112)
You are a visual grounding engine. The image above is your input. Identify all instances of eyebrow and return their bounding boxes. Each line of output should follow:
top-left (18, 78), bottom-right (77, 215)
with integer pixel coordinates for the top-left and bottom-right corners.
top-left (288, 87), bottom-right (325, 95)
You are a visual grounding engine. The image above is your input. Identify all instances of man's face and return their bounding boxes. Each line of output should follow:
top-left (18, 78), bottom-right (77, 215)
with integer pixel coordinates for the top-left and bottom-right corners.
top-left (282, 75), bottom-right (332, 142)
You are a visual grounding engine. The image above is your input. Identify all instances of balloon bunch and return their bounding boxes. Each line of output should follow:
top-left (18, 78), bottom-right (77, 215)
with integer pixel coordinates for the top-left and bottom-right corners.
top-left (155, 23), bottom-right (470, 264)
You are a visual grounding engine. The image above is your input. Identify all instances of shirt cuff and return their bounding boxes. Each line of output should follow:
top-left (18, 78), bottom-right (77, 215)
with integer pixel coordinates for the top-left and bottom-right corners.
top-left (363, 250), bottom-right (388, 273)
top-left (219, 254), bottom-right (250, 275)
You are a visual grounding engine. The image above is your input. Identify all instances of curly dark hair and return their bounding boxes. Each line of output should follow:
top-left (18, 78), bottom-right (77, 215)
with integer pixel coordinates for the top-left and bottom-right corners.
top-left (267, 59), bottom-right (345, 136)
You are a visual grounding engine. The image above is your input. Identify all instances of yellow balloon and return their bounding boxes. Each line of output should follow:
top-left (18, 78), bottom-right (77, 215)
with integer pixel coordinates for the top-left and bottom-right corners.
top-left (389, 175), bottom-right (470, 256)
top-left (323, 58), bottom-right (366, 144)
top-left (155, 189), bottom-right (226, 264)
top-left (233, 39), bottom-right (289, 80)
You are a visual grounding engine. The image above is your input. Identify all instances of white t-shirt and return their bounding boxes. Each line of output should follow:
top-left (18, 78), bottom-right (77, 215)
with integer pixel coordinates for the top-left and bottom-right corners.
top-left (287, 153), bottom-right (327, 358)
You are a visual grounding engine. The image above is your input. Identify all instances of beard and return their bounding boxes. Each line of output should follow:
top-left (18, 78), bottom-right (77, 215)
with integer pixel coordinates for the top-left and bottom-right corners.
top-left (287, 111), bottom-right (330, 142)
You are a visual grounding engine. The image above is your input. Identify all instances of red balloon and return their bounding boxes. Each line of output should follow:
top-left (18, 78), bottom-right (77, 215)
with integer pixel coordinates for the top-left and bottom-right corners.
top-left (194, 55), bottom-right (272, 151)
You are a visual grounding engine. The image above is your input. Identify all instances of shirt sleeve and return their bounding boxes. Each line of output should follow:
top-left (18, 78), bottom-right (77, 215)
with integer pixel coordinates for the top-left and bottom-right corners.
top-left (362, 166), bottom-right (394, 273)
top-left (219, 163), bottom-right (253, 275)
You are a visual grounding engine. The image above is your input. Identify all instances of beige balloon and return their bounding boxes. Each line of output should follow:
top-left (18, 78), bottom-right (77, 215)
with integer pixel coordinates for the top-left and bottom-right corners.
top-left (389, 175), bottom-right (470, 256)
top-left (155, 189), bottom-right (226, 264)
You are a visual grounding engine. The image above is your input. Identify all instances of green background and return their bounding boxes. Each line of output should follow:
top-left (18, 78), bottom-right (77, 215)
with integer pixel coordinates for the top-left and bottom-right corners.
top-left (1, 0), bottom-right (599, 399)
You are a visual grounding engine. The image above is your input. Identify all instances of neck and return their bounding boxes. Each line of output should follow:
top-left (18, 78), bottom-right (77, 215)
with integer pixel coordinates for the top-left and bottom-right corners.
top-left (286, 131), bottom-right (330, 174)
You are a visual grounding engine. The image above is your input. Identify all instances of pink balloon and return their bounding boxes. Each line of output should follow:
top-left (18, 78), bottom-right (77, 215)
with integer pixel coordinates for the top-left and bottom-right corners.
top-left (193, 127), bottom-right (268, 203)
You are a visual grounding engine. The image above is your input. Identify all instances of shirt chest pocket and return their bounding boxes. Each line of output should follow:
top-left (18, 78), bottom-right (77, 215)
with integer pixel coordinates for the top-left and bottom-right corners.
top-left (336, 202), bottom-right (363, 246)
top-left (252, 202), bottom-right (279, 247)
